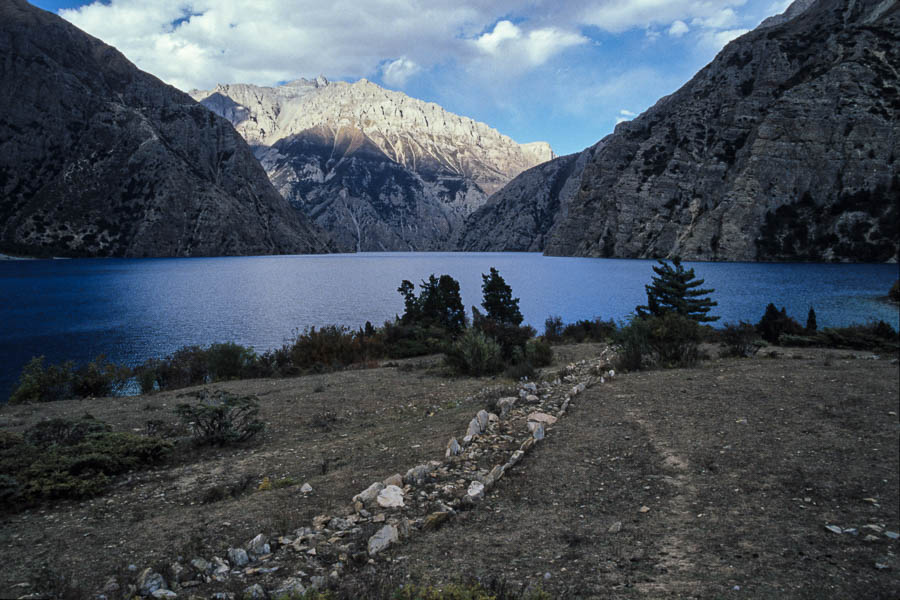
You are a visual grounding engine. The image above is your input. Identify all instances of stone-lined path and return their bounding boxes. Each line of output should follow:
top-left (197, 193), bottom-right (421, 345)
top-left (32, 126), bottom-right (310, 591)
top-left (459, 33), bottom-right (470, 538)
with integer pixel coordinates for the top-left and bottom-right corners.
top-left (119, 350), bottom-right (617, 600)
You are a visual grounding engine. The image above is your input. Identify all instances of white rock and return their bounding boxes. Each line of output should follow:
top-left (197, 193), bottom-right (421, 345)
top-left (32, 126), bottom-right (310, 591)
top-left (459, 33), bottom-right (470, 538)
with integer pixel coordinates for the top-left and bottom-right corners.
top-left (497, 397), bottom-right (516, 418)
top-left (353, 481), bottom-right (384, 505)
top-left (367, 525), bottom-right (399, 555)
top-left (136, 568), bottom-right (166, 596)
top-left (227, 547), bottom-right (249, 567)
top-left (376, 485), bottom-right (405, 508)
top-left (527, 412), bottom-right (557, 425)
top-left (151, 590), bottom-right (177, 599)
top-left (476, 409), bottom-right (490, 431)
top-left (246, 534), bottom-right (270, 559)
top-left (532, 422), bottom-right (545, 441)
top-left (446, 437), bottom-right (461, 457)
top-left (300, 482), bottom-right (313, 493)
top-left (467, 480), bottom-right (485, 499)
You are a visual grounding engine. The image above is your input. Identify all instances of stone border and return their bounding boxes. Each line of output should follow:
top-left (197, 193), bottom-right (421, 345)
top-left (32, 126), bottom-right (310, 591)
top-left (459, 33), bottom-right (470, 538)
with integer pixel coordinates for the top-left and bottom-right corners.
top-left (111, 350), bottom-right (617, 600)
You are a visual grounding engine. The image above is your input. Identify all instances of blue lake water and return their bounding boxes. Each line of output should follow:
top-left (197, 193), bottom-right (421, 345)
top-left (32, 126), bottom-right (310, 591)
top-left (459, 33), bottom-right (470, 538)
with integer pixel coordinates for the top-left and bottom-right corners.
top-left (1, 252), bottom-right (897, 400)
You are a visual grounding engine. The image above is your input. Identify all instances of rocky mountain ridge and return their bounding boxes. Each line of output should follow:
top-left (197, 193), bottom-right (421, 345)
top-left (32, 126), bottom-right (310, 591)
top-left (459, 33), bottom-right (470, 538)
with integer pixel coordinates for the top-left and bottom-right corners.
top-left (191, 79), bottom-right (554, 251)
top-left (460, 0), bottom-right (899, 263)
top-left (0, 0), bottom-right (335, 258)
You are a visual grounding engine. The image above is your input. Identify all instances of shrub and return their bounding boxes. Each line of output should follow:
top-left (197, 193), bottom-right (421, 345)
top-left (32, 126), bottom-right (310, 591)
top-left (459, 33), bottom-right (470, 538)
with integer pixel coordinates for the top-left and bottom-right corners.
top-left (288, 325), bottom-right (384, 371)
top-left (720, 321), bottom-right (760, 357)
top-left (544, 315), bottom-right (564, 341)
top-left (525, 338), bottom-right (554, 368)
top-left (0, 417), bottom-right (171, 507)
top-left (614, 317), bottom-right (653, 372)
top-left (175, 390), bottom-right (264, 446)
top-left (8, 356), bottom-right (75, 404)
top-left (380, 321), bottom-right (445, 358)
top-left (783, 320), bottom-right (900, 352)
top-left (206, 342), bottom-right (258, 381)
top-left (72, 355), bottom-right (130, 398)
top-left (23, 416), bottom-right (111, 448)
top-left (153, 345), bottom-right (209, 389)
top-left (890, 279), bottom-right (900, 302)
top-left (472, 307), bottom-right (535, 360)
top-left (560, 318), bottom-right (617, 343)
top-left (648, 313), bottom-right (702, 368)
top-left (756, 303), bottom-right (804, 344)
top-left (444, 329), bottom-right (504, 376)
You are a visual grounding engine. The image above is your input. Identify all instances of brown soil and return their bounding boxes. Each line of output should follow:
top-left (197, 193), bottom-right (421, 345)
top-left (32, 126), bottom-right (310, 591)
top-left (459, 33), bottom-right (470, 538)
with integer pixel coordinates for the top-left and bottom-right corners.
top-left (1, 345), bottom-right (898, 599)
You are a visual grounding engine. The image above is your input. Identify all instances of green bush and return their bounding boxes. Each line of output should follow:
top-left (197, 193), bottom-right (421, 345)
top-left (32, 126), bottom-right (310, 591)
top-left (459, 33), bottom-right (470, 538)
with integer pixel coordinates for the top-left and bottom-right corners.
top-left (720, 321), bottom-right (760, 357)
top-left (756, 303), bottom-right (804, 344)
top-left (560, 318), bottom-right (617, 343)
top-left (444, 329), bottom-right (504, 376)
top-left (472, 308), bottom-right (535, 360)
top-left (780, 320), bottom-right (899, 352)
top-left (8, 356), bottom-right (75, 404)
top-left (288, 325), bottom-right (384, 371)
top-left (544, 315), bottom-right (564, 341)
top-left (9, 355), bottom-right (129, 404)
top-left (889, 279), bottom-right (899, 302)
top-left (206, 342), bottom-right (258, 381)
top-left (614, 314), bottom-right (701, 370)
top-left (0, 417), bottom-right (171, 507)
top-left (72, 355), bottom-right (130, 398)
top-left (614, 317), bottom-right (653, 372)
top-left (175, 390), bottom-right (265, 446)
top-left (648, 313), bottom-right (701, 367)
top-left (526, 338), bottom-right (554, 368)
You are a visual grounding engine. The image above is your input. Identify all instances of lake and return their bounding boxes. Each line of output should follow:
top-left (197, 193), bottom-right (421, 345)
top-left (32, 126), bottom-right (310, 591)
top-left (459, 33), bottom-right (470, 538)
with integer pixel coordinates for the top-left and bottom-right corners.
top-left (1, 252), bottom-right (897, 400)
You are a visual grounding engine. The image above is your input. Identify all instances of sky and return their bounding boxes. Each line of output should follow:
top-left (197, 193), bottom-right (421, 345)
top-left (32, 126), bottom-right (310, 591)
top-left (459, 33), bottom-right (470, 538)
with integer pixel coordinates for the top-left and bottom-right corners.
top-left (30, 0), bottom-right (794, 156)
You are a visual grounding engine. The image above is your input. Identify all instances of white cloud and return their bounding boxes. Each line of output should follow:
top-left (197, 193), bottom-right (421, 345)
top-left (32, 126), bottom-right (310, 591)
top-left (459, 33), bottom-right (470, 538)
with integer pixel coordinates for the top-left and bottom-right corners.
top-left (579, 0), bottom-right (749, 33)
top-left (381, 57), bottom-right (421, 87)
top-left (616, 108), bottom-right (637, 123)
top-left (700, 28), bottom-right (751, 51)
top-left (60, 0), bottom-right (517, 90)
top-left (668, 20), bottom-right (689, 37)
top-left (474, 20), bottom-right (587, 69)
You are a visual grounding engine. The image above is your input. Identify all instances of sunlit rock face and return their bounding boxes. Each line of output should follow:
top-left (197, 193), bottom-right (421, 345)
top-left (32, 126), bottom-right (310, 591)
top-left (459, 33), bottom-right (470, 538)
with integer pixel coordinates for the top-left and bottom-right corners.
top-left (192, 78), bottom-right (554, 251)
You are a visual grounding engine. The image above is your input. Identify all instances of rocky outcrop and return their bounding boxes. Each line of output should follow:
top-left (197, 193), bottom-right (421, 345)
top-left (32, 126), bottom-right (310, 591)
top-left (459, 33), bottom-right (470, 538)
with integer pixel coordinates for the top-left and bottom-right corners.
top-left (191, 79), bottom-right (554, 251)
top-left (461, 0), bottom-right (899, 263)
top-left (0, 0), bottom-right (336, 258)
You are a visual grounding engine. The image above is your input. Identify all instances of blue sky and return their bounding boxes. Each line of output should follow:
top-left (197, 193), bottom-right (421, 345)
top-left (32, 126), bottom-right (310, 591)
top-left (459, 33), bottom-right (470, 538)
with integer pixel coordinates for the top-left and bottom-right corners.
top-left (30, 0), bottom-right (793, 156)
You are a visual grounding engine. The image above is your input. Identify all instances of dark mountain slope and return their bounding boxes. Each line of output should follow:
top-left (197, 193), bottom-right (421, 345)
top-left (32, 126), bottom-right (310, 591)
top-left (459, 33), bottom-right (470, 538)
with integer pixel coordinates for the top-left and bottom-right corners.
top-left (0, 0), bottom-right (336, 257)
top-left (461, 0), bottom-right (899, 262)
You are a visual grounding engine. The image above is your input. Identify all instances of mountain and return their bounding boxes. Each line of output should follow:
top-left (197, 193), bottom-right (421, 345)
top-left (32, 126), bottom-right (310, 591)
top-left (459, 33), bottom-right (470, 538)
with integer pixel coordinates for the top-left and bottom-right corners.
top-left (191, 79), bottom-right (553, 251)
top-left (460, 0), bottom-right (899, 263)
top-left (0, 0), bottom-right (335, 258)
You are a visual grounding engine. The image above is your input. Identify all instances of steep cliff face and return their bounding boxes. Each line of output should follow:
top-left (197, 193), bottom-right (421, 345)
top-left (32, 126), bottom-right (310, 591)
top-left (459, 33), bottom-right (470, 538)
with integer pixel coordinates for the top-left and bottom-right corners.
top-left (462, 0), bottom-right (899, 263)
top-left (0, 0), bottom-right (335, 258)
top-left (191, 79), bottom-right (553, 251)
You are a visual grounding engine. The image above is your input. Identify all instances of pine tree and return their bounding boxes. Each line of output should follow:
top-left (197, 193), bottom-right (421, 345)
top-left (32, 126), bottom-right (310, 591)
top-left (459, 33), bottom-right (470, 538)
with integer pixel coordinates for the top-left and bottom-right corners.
top-left (636, 258), bottom-right (719, 323)
top-left (806, 306), bottom-right (817, 333)
top-left (397, 274), bottom-right (466, 333)
top-left (480, 267), bottom-right (523, 326)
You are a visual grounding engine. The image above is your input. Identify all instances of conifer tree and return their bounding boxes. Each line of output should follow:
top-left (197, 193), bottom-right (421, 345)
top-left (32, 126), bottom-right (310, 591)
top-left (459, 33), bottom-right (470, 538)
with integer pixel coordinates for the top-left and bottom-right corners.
top-left (480, 267), bottom-right (523, 326)
top-left (806, 306), bottom-right (817, 333)
top-left (636, 258), bottom-right (719, 323)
